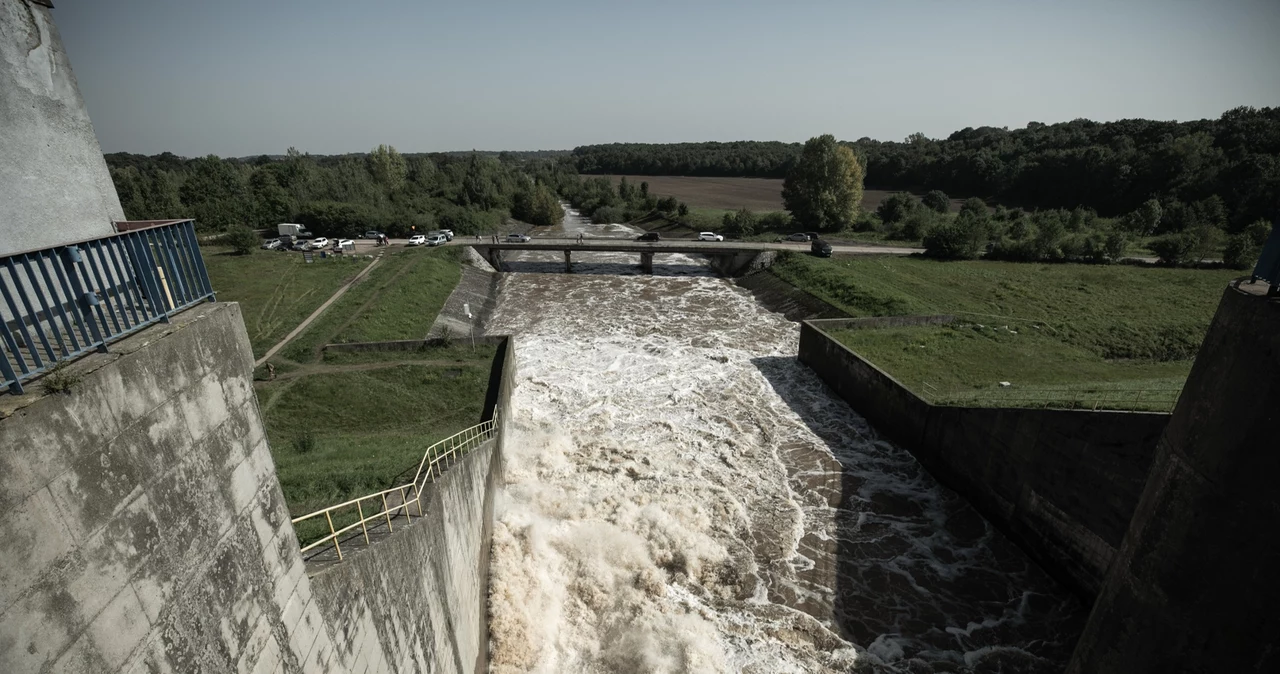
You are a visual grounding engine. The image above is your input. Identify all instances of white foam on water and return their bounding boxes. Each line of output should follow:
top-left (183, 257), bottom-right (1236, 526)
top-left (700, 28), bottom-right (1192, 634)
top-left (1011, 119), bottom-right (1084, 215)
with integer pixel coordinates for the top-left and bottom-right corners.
top-left (484, 210), bottom-right (1083, 673)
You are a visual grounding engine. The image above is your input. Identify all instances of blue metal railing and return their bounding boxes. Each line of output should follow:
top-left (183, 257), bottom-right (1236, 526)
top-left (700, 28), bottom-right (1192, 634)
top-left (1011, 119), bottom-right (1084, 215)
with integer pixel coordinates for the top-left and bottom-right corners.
top-left (1252, 223), bottom-right (1280, 294)
top-left (1, 219), bottom-right (215, 394)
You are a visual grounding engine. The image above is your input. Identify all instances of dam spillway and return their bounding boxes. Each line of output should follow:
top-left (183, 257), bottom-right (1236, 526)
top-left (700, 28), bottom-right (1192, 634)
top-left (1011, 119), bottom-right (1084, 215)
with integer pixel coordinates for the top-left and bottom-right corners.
top-left (480, 213), bottom-right (1085, 672)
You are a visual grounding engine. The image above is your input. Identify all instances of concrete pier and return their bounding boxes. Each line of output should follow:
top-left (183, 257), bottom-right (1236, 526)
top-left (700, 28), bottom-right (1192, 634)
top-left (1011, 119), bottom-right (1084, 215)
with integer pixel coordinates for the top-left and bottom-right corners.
top-left (1067, 281), bottom-right (1280, 673)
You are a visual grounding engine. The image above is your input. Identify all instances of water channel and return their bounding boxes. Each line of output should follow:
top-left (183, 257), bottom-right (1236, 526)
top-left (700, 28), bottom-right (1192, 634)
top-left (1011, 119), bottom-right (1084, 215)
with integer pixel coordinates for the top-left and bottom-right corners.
top-left (483, 209), bottom-right (1085, 673)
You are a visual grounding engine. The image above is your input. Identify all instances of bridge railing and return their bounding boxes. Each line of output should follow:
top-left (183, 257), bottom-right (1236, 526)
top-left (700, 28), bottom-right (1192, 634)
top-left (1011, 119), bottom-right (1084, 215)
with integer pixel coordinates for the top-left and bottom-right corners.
top-left (290, 416), bottom-right (498, 560)
top-left (1, 219), bottom-right (214, 394)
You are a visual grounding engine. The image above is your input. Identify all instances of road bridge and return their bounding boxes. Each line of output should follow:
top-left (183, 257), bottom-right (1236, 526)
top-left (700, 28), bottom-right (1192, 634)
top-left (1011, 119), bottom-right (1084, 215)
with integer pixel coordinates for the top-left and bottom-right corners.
top-left (469, 237), bottom-right (922, 274)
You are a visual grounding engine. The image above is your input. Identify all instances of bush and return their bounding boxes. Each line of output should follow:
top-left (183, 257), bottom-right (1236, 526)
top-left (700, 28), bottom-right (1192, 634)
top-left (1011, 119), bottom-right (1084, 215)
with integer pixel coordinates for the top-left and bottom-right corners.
top-left (1223, 234), bottom-right (1255, 269)
top-left (922, 190), bottom-right (950, 213)
top-left (1149, 232), bottom-right (1198, 265)
top-left (877, 192), bottom-right (920, 225)
top-left (292, 432), bottom-right (317, 454)
top-left (758, 211), bottom-right (793, 231)
top-left (592, 206), bottom-right (627, 224)
top-left (224, 225), bottom-right (260, 255)
top-left (923, 217), bottom-right (984, 260)
top-left (890, 209), bottom-right (934, 241)
top-left (721, 208), bottom-right (758, 237)
top-left (959, 197), bottom-right (987, 219)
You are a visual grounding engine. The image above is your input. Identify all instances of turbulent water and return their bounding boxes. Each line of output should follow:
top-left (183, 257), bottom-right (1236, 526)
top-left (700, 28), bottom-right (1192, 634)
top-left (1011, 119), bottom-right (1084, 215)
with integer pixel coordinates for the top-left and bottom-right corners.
top-left (484, 211), bottom-right (1084, 673)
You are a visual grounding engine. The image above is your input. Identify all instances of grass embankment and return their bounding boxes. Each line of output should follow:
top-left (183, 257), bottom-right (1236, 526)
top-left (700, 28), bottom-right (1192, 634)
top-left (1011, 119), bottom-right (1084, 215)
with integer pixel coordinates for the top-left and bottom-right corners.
top-left (202, 246), bottom-right (364, 358)
top-left (207, 244), bottom-right (490, 526)
top-left (773, 254), bottom-right (1238, 410)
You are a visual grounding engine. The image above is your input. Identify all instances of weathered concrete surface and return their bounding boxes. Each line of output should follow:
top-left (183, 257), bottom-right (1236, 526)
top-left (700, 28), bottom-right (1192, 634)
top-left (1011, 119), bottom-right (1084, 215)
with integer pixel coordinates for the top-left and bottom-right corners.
top-left (733, 269), bottom-right (848, 321)
top-left (798, 319), bottom-right (1169, 599)
top-left (308, 440), bottom-right (501, 674)
top-left (0, 0), bottom-right (123, 256)
top-left (1068, 283), bottom-right (1280, 673)
top-left (428, 265), bottom-right (502, 340)
top-left (0, 303), bottom-right (344, 673)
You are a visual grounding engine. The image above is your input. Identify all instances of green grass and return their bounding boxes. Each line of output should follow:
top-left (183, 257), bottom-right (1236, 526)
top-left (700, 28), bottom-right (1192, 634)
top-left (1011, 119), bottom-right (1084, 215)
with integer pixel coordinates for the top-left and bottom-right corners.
top-left (202, 246), bottom-right (366, 358)
top-left (259, 350), bottom-right (494, 519)
top-left (277, 246), bottom-right (460, 363)
top-left (775, 254), bottom-right (1241, 410)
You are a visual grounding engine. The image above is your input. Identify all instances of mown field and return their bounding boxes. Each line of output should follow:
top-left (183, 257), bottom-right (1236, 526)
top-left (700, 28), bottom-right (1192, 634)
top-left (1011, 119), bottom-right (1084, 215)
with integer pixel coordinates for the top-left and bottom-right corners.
top-left (598, 174), bottom-right (969, 213)
top-left (202, 246), bottom-right (366, 358)
top-left (207, 243), bottom-right (490, 523)
top-left (773, 253), bottom-right (1240, 410)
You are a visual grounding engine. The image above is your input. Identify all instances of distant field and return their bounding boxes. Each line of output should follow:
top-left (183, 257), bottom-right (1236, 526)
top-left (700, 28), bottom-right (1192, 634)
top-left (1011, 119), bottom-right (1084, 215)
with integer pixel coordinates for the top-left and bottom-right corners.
top-left (597, 175), bottom-right (969, 213)
top-left (772, 254), bottom-right (1238, 410)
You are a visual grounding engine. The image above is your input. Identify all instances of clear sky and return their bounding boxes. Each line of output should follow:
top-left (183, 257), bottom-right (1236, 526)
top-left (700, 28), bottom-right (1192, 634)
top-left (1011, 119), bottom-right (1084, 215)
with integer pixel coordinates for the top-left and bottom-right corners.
top-left (55, 0), bottom-right (1280, 157)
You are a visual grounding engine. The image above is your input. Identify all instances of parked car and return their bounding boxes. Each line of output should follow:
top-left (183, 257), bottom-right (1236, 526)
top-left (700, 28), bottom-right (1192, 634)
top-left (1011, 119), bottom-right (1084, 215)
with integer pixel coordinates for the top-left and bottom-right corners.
top-left (260, 238), bottom-right (282, 250)
top-left (407, 234), bottom-right (427, 246)
top-left (439, 229), bottom-right (455, 241)
top-left (781, 232), bottom-right (811, 242)
top-left (811, 239), bottom-right (833, 257)
top-left (426, 233), bottom-right (447, 246)
top-left (506, 233), bottom-right (531, 243)
top-left (361, 230), bottom-right (382, 239)
top-left (636, 232), bottom-right (661, 242)
top-left (697, 232), bottom-right (724, 242)
top-left (336, 239), bottom-right (354, 250)
top-left (309, 237), bottom-right (330, 250)
top-left (291, 240), bottom-right (311, 251)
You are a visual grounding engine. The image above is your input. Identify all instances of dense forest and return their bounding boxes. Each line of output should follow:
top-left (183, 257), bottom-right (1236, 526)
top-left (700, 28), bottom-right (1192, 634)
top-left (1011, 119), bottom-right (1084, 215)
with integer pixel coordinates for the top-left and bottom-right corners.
top-left (571, 106), bottom-right (1280, 230)
top-left (106, 146), bottom-right (578, 238)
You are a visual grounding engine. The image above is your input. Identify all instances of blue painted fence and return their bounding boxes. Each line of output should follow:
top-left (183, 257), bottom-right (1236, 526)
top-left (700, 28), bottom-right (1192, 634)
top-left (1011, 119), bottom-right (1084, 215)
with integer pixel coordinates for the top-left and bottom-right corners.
top-left (1, 219), bottom-right (215, 394)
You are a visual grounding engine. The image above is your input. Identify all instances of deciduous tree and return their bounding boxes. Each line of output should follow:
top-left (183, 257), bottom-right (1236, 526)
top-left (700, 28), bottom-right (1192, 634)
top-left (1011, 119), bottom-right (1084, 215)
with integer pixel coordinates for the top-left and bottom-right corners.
top-left (782, 134), bottom-right (865, 232)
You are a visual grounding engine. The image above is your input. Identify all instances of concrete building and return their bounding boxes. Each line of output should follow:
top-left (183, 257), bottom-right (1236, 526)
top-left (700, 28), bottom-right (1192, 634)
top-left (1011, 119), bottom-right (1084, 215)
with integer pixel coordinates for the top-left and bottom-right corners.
top-left (0, 0), bottom-right (123, 256)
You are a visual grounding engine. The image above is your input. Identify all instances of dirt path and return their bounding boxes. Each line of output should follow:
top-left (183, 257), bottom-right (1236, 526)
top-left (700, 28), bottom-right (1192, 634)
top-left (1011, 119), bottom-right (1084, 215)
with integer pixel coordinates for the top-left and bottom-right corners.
top-left (254, 256), bottom-right (381, 367)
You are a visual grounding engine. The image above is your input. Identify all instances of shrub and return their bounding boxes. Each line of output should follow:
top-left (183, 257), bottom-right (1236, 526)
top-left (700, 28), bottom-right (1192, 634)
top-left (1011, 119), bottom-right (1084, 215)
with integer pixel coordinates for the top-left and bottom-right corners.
top-left (1149, 232), bottom-right (1198, 265)
top-left (877, 192), bottom-right (920, 225)
top-left (959, 197), bottom-right (987, 219)
top-left (923, 217), bottom-right (984, 260)
top-left (1223, 234), bottom-right (1258, 270)
top-left (225, 225), bottom-right (260, 255)
top-left (592, 206), bottom-right (627, 224)
top-left (721, 208), bottom-right (758, 237)
top-left (758, 211), bottom-right (793, 231)
top-left (922, 190), bottom-right (950, 213)
top-left (890, 209), bottom-right (935, 241)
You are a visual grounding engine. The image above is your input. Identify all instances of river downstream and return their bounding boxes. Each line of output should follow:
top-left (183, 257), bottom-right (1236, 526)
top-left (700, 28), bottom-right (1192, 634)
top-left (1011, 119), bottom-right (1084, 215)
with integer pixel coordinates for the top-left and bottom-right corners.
top-left (484, 210), bottom-right (1084, 673)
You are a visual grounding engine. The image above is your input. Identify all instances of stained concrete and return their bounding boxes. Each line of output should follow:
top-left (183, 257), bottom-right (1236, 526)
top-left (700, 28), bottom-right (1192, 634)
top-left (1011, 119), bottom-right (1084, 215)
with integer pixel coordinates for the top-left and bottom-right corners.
top-left (798, 318), bottom-right (1169, 599)
top-left (0, 0), bottom-right (123, 256)
top-left (0, 303), bottom-right (515, 673)
top-left (1067, 282), bottom-right (1280, 673)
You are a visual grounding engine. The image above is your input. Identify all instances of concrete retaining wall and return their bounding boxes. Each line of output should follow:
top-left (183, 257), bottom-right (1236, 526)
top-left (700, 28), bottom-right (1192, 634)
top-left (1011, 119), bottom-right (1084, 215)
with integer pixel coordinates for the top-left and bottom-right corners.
top-left (733, 270), bottom-right (849, 321)
top-left (0, 301), bottom-right (517, 673)
top-left (1, 0), bottom-right (123, 256)
top-left (1068, 283), bottom-right (1280, 672)
top-left (798, 319), bottom-right (1169, 598)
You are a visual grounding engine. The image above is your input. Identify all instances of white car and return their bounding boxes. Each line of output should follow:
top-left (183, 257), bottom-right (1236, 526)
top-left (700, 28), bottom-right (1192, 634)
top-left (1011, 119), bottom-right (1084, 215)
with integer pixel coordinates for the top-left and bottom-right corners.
top-left (697, 232), bottom-right (724, 242)
top-left (439, 229), bottom-right (454, 241)
top-left (426, 234), bottom-right (447, 247)
top-left (309, 237), bottom-right (330, 249)
top-left (260, 238), bottom-right (282, 250)
top-left (506, 233), bottom-right (531, 243)
top-left (336, 239), bottom-right (354, 250)
top-left (407, 234), bottom-right (427, 246)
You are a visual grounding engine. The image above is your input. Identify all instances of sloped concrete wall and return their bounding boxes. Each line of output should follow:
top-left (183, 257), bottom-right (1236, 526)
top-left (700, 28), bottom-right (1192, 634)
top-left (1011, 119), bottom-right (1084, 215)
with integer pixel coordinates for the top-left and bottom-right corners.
top-left (0, 303), bottom-right (342, 672)
top-left (0, 0), bottom-right (124, 256)
top-left (0, 304), bottom-right (515, 673)
top-left (798, 319), bottom-right (1169, 599)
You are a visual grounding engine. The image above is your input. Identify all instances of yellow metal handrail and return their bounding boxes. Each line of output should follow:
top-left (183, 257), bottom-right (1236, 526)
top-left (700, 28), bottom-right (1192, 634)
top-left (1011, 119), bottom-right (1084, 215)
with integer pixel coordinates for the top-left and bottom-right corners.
top-left (291, 416), bottom-right (498, 559)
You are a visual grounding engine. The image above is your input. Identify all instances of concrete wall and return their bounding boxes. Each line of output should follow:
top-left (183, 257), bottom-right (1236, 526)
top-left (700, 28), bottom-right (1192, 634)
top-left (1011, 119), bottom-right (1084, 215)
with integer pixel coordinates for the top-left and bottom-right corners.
top-left (1068, 282), bottom-right (1280, 673)
top-left (733, 270), bottom-right (849, 322)
top-left (798, 319), bottom-right (1169, 598)
top-left (1, 0), bottom-right (124, 256)
top-left (308, 336), bottom-right (515, 674)
top-left (0, 303), bottom-right (341, 673)
top-left (0, 300), bottom-right (518, 673)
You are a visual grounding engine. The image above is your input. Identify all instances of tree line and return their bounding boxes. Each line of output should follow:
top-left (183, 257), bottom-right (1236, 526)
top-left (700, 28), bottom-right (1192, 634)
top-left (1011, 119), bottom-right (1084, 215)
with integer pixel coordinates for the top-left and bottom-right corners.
top-left (570, 106), bottom-right (1280, 231)
top-left (106, 146), bottom-right (579, 239)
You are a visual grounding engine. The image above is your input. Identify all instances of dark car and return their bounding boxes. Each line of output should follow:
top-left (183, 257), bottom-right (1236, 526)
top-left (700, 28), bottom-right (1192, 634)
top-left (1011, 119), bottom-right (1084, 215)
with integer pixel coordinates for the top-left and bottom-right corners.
top-left (811, 239), bottom-right (832, 257)
top-left (636, 232), bottom-right (661, 242)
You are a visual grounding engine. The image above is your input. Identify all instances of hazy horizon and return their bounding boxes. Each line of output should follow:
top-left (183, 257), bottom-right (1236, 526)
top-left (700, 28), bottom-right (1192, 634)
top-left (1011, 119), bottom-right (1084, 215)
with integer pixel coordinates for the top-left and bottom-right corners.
top-left (57, 0), bottom-right (1280, 157)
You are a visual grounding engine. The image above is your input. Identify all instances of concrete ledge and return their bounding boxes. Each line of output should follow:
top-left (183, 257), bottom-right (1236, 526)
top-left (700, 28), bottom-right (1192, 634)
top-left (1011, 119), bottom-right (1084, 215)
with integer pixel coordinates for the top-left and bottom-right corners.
top-left (798, 319), bottom-right (1169, 599)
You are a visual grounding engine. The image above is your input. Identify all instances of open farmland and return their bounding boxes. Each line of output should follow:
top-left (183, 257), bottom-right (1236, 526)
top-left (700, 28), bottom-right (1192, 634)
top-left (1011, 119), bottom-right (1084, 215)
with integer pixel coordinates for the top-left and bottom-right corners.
top-left (597, 174), bottom-right (971, 213)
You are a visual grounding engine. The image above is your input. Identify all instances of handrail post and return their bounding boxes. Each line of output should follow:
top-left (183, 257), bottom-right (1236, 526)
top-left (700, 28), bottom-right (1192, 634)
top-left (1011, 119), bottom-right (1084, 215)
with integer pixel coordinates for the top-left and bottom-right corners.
top-left (325, 510), bottom-right (342, 560)
top-left (382, 493), bottom-right (394, 532)
top-left (357, 501), bottom-right (370, 545)
top-left (401, 486), bottom-right (411, 522)
top-left (414, 483), bottom-right (424, 517)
